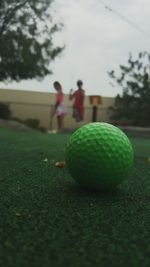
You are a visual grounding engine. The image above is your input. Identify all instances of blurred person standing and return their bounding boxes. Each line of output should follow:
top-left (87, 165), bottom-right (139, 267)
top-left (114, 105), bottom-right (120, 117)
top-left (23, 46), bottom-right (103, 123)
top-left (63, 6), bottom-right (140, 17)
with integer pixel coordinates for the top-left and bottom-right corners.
top-left (69, 80), bottom-right (85, 122)
top-left (51, 81), bottom-right (67, 131)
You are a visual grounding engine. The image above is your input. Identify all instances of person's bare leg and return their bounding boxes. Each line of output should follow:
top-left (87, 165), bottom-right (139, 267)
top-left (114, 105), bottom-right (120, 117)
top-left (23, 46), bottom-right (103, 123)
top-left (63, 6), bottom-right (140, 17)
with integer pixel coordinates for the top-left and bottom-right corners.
top-left (57, 116), bottom-right (61, 131)
top-left (61, 116), bottom-right (64, 129)
top-left (57, 116), bottom-right (64, 131)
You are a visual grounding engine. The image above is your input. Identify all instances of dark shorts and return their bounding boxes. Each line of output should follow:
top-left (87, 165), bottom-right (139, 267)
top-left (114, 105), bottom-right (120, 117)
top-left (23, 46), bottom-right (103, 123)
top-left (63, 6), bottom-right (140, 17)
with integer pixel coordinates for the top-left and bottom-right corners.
top-left (72, 107), bottom-right (83, 122)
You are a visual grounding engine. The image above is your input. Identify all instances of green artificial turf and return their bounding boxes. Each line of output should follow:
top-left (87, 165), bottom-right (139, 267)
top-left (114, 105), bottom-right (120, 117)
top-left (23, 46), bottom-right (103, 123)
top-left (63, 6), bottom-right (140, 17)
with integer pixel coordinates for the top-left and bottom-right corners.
top-left (0, 127), bottom-right (150, 267)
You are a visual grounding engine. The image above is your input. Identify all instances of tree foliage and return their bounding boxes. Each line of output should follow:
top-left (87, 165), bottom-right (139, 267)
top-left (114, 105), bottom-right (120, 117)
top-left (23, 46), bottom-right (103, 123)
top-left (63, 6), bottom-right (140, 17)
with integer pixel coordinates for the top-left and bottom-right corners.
top-left (0, 102), bottom-right (11, 119)
top-left (0, 0), bottom-right (63, 82)
top-left (108, 52), bottom-right (150, 126)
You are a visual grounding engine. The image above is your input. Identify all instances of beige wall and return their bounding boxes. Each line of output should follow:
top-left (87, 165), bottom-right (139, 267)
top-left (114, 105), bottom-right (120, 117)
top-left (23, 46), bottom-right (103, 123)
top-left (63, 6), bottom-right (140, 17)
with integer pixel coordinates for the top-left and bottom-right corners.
top-left (0, 88), bottom-right (115, 129)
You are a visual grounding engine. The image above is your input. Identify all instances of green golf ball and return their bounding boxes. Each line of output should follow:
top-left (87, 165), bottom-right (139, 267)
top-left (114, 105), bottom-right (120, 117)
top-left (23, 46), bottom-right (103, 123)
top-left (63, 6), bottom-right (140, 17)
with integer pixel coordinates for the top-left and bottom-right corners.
top-left (66, 122), bottom-right (134, 190)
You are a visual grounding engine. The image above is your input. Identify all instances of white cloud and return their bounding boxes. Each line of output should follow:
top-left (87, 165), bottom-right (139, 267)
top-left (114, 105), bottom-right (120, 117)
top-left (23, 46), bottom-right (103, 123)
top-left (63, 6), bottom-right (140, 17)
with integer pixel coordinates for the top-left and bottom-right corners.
top-left (0, 0), bottom-right (150, 96)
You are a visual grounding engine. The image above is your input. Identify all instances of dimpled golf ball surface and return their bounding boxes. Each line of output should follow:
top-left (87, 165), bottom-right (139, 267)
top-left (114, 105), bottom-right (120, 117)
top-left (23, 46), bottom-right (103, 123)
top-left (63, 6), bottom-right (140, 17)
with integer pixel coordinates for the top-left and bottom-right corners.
top-left (66, 122), bottom-right (133, 190)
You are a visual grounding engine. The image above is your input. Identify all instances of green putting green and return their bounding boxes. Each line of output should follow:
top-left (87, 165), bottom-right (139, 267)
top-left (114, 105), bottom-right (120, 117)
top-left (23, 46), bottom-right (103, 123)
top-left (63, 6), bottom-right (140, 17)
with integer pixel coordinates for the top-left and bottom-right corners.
top-left (0, 127), bottom-right (149, 267)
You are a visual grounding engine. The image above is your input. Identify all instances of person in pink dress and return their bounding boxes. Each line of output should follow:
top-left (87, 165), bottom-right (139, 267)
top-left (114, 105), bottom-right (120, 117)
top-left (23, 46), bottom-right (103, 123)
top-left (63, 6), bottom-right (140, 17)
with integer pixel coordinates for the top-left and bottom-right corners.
top-left (51, 81), bottom-right (67, 131)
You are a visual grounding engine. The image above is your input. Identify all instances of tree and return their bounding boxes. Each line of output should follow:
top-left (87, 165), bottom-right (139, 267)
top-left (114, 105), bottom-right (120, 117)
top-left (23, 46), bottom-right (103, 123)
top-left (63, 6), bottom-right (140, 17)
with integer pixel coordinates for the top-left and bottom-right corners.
top-left (108, 52), bottom-right (150, 126)
top-left (0, 0), bottom-right (63, 82)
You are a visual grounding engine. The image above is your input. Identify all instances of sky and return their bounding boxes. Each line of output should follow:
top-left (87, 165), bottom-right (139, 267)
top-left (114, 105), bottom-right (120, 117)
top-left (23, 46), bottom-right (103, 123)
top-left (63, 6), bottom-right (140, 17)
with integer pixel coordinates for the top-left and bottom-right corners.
top-left (0, 0), bottom-right (150, 96)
